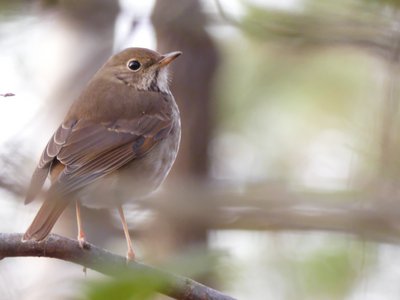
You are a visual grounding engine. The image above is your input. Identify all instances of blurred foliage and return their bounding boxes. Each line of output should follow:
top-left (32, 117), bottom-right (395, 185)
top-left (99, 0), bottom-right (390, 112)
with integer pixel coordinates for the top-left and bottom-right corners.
top-left (364, 0), bottom-right (400, 8)
top-left (211, 0), bottom-right (400, 187)
top-left (232, 0), bottom-right (392, 47)
top-left (267, 236), bottom-right (377, 299)
top-left (294, 245), bottom-right (366, 298)
top-left (84, 270), bottom-right (163, 300)
top-left (160, 247), bottom-right (222, 278)
top-left (215, 38), bottom-right (380, 182)
top-left (0, 0), bottom-right (29, 17)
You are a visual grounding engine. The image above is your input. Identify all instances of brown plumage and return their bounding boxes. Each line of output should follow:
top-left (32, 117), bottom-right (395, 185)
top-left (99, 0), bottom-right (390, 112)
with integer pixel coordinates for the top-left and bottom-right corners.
top-left (23, 48), bottom-right (182, 259)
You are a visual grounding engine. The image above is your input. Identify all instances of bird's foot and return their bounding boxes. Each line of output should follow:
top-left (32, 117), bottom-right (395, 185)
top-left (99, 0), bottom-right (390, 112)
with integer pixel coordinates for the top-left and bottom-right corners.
top-left (77, 233), bottom-right (88, 250)
top-left (126, 248), bottom-right (136, 263)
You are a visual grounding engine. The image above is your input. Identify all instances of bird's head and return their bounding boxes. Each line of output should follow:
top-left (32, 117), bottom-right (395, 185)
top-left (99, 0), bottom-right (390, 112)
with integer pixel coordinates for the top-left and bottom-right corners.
top-left (102, 47), bottom-right (182, 94)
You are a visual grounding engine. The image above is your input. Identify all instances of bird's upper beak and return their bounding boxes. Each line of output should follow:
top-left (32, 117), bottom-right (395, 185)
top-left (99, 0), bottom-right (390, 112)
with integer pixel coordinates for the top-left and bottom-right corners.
top-left (158, 51), bottom-right (182, 68)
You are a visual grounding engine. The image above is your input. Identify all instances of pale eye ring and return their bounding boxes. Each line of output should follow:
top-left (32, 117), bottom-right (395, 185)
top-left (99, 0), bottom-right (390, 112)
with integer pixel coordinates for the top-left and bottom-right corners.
top-left (127, 60), bottom-right (141, 71)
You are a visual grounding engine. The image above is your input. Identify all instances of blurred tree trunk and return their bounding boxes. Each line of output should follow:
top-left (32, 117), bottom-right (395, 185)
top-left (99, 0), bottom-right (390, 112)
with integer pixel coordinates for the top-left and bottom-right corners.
top-left (149, 0), bottom-right (219, 260)
top-left (152, 0), bottom-right (218, 179)
top-left (376, 31), bottom-right (400, 203)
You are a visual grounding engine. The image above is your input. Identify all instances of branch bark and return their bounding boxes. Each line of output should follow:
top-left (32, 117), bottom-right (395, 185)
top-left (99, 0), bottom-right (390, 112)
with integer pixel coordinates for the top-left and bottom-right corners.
top-left (0, 233), bottom-right (236, 300)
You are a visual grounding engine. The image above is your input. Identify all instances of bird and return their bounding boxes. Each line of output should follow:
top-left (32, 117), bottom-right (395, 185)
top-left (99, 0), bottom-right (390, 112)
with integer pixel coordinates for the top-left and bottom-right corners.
top-left (22, 47), bottom-right (182, 260)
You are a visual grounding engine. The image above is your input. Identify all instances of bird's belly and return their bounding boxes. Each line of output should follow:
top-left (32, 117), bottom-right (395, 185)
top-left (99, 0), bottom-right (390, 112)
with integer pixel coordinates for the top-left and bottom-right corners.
top-left (78, 129), bottom-right (180, 209)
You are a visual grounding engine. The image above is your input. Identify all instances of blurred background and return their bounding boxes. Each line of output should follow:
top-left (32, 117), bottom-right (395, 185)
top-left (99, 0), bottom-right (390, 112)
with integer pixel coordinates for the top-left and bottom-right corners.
top-left (1, 0), bottom-right (400, 299)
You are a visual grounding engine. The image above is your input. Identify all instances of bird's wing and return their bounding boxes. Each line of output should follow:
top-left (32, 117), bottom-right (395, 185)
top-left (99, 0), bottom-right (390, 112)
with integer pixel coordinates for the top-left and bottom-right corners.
top-left (25, 119), bottom-right (76, 204)
top-left (25, 115), bottom-right (172, 203)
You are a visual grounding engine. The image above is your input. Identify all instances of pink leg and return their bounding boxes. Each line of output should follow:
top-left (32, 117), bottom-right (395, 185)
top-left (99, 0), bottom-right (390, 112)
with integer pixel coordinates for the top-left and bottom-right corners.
top-left (117, 205), bottom-right (135, 261)
top-left (75, 200), bottom-right (86, 248)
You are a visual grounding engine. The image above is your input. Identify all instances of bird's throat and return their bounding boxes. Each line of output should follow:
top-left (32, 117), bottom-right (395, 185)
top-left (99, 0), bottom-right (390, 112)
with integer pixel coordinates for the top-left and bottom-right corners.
top-left (148, 68), bottom-right (170, 94)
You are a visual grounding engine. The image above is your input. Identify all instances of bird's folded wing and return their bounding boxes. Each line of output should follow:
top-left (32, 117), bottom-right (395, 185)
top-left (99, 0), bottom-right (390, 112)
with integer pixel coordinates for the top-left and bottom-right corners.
top-left (25, 115), bottom-right (172, 203)
top-left (25, 119), bottom-right (76, 204)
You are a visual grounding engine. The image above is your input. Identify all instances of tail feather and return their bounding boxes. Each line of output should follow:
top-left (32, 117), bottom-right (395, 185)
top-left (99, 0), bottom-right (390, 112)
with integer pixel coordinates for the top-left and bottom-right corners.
top-left (23, 196), bottom-right (69, 241)
top-left (24, 167), bottom-right (50, 205)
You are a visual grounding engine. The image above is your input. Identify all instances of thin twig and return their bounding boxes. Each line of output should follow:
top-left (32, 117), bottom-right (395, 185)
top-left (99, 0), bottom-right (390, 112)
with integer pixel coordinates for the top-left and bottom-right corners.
top-left (0, 233), bottom-right (236, 300)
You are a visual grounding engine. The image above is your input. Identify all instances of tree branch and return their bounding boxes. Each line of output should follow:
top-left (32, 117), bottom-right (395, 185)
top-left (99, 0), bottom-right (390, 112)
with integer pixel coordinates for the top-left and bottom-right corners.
top-left (0, 93), bottom-right (15, 97)
top-left (0, 233), bottom-right (236, 300)
top-left (134, 187), bottom-right (400, 246)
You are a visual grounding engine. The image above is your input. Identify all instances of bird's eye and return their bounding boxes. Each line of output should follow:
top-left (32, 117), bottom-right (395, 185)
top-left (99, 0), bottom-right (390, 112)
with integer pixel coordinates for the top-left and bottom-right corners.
top-left (127, 60), bottom-right (141, 71)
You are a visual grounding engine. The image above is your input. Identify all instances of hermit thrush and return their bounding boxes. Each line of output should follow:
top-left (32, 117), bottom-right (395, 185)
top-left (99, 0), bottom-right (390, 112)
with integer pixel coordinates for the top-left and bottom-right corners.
top-left (23, 48), bottom-right (182, 260)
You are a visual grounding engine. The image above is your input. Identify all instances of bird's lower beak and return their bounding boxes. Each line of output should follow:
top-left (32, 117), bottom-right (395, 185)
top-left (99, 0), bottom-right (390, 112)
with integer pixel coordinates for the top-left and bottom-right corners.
top-left (158, 51), bottom-right (182, 67)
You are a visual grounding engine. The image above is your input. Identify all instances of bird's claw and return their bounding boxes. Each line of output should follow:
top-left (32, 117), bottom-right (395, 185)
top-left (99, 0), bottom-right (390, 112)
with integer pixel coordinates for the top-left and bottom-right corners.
top-left (78, 235), bottom-right (89, 250)
top-left (126, 249), bottom-right (135, 263)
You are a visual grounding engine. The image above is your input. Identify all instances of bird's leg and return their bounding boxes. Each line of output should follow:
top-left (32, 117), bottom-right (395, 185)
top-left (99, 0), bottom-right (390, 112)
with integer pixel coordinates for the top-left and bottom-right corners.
top-left (75, 200), bottom-right (86, 249)
top-left (117, 205), bottom-right (136, 261)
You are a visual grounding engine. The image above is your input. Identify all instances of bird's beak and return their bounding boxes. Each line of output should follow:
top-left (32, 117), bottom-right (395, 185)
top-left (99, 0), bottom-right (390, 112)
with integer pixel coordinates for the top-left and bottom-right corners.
top-left (158, 51), bottom-right (182, 68)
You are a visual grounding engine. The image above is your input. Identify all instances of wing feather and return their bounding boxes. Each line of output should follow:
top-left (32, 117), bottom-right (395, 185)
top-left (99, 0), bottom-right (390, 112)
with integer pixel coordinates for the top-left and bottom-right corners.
top-left (25, 119), bottom-right (76, 204)
top-left (47, 116), bottom-right (172, 199)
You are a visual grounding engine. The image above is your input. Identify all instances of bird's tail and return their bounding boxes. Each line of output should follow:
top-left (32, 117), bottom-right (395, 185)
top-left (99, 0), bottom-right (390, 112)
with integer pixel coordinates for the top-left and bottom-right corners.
top-left (23, 196), bottom-right (69, 242)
